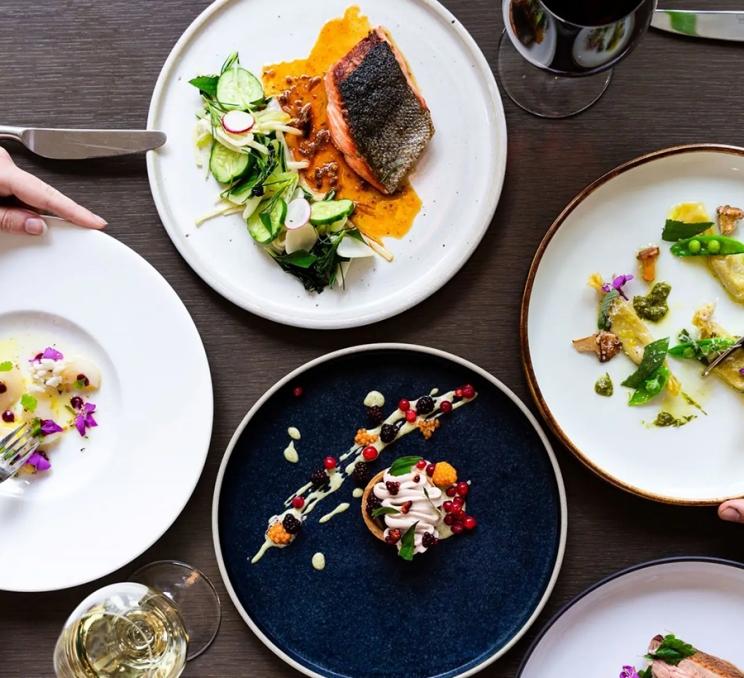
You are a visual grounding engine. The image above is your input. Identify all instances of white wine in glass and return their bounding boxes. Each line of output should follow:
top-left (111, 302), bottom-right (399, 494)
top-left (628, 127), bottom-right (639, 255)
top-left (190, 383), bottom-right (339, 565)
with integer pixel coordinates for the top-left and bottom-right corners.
top-left (54, 582), bottom-right (188, 678)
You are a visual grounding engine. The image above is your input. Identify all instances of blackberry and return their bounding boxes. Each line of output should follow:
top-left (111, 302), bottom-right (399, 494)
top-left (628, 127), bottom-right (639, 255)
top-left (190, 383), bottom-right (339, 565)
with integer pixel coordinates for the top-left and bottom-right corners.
top-left (380, 423), bottom-right (397, 444)
top-left (385, 480), bottom-right (400, 496)
top-left (282, 514), bottom-right (302, 534)
top-left (422, 532), bottom-right (438, 549)
top-left (366, 493), bottom-right (382, 519)
top-left (310, 468), bottom-right (328, 488)
top-left (352, 461), bottom-right (372, 486)
top-left (416, 395), bottom-right (435, 415)
top-left (385, 528), bottom-right (402, 545)
top-left (366, 405), bottom-right (385, 425)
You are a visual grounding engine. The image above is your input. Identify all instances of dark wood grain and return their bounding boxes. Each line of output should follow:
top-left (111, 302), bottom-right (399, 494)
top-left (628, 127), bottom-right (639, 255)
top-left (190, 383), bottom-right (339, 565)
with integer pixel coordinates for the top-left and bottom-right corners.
top-left (1, 1), bottom-right (744, 676)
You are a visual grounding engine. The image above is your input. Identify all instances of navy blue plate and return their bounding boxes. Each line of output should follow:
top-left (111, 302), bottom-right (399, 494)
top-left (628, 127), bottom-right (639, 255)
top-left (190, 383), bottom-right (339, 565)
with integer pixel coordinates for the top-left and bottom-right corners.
top-left (213, 345), bottom-right (566, 678)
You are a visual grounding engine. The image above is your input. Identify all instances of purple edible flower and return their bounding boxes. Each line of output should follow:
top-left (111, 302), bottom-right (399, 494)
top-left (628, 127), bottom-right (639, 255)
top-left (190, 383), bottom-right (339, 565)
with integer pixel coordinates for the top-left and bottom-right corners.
top-left (739, 368), bottom-right (744, 376)
top-left (620, 667), bottom-right (640, 678)
top-left (31, 347), bottom-right (64, 362)
top-left (39, 419), bottom-right (63, 436)
top-left (27, 451), bottom-right (51, 472)
top-left (73, 401), bottom-right (97, 437)
top-left (602, 274), bottom-right (635, 300)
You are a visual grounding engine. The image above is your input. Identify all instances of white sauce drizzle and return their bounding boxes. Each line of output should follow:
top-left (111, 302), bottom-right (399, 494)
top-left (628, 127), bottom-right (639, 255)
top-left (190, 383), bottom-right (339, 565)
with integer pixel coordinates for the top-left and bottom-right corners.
top-left (319, 502), bottom-right (350, 524)
top-left (352, 488), bottom-right (364, 499)
top-left (249, 387), bottom-right (477, 564)
top-left (288, 426), bottom-right (301, 440)
top-left (311, 552), bottom-right (326, 570)
top-left (283, 441), bottom-right (299, 463)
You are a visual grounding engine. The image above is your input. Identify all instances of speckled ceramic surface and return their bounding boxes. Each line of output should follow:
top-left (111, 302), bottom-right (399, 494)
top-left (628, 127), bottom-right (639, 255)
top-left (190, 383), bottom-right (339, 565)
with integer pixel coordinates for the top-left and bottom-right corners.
top-left (213, 345), bottom-right (566, 678)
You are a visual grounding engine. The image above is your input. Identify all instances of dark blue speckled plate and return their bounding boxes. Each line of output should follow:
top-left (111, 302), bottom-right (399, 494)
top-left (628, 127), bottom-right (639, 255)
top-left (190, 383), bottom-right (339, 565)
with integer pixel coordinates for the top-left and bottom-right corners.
top-left (213, 345), bottom-right (566, 678)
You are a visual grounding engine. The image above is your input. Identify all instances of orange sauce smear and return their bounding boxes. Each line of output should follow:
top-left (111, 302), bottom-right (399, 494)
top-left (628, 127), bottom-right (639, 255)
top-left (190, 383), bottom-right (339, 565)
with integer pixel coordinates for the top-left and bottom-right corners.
top-left (262, 6), bottom-right (422, 242)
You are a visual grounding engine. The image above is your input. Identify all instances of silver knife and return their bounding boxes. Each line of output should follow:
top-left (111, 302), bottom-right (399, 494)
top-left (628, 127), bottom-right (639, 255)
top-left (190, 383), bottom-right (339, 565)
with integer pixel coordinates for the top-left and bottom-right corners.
top-left (0, 126), bottom-right (166, 159)
top-left (652, 9), bottom-right (744, 42)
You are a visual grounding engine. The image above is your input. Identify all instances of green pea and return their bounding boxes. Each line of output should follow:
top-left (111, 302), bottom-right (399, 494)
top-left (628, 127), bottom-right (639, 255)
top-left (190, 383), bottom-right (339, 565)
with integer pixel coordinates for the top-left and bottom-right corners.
top-left (688, 239), bottom-right (702, 254)
top-left (707, 239), bottom-right (721, 254)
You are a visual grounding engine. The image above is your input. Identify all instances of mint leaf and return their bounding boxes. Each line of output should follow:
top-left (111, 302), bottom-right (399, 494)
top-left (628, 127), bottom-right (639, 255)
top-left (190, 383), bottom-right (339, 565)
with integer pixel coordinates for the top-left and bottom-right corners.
top-left (662, 219), bottom-right (712, 242)
top-left (20, 393), bottom-right (37, 413)
top-left (189, 75), bottom-right (219, 99)
top-left (0, 361), bottom-right (13, 372)
top-left (371, 506), bottom-right (400, 519)
top-left (646, 635), bottom-right (696, 665)
top-left (389, 455), bottom-right (422, 477)
top-left (398, 522), bottom-right (418, 561)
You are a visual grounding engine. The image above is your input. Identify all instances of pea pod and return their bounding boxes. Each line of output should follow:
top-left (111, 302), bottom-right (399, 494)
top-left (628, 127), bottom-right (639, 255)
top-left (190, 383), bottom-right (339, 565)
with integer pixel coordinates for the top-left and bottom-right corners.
top-left (628, 365), bottom-right (670, 406)
top-left (669, 336), bottom-right (737, 360)
top-left (622, 337), bottom-right (670, 389)
top-left (671, 235), bottom-right (744, 257)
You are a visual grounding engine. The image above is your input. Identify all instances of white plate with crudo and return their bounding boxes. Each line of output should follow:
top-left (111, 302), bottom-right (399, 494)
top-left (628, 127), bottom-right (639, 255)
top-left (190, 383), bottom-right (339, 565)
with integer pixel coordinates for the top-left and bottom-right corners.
top-left (147, 0), bottom-right (507, 329)
top-left (518, 558), bottom-right (744, 677)
top-left (0, 224), bottom-right (212, 591)
top-left (523, 145), bottom-right (744, 504)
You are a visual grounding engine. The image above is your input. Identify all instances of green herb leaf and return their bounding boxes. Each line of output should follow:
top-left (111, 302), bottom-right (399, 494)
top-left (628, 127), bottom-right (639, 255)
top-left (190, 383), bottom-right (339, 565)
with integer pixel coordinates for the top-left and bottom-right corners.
top-left (371, 506), bottom-right (400, 519)
top-left (638, 667), bottom-right (654, 678)
top-left (389, 455), bottom-right (423, 477)
top-left (220, 52), bottom-right (239, 74)
top-left (272, 234), bottom-right (347, 293)
top-left (73, 379), bottom-right (87, 390)
top-left (0, 361), bottom-right (13, 372)
top-left (20, 393), bottom-right (37, 413)
top-left (622, 338), bottom-right (670, 389)
top-left (645, 634), bottom-right (696, 665)
top-left (189, 75), bottom-right (219, 99)
top-left (662, 219), bottom-right (713, 242)
top-left (398, 522), bottom-right (418, 561)
top-left (275, 250), bottom-right (318, 269)
top-left (597, 289), bottom-right (619, 330)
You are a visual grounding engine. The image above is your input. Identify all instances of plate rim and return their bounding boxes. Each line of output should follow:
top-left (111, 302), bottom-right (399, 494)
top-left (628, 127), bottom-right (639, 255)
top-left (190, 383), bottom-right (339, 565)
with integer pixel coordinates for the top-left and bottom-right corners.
top-left (0, 226), bottom-right (214, 592)
top-left (520, 143), bottom-right (744, 506)
top-left (211, 342), bottom-right (568, 678)
top-left (146, 0), bottom-right (508, 330)
top-left (515, 555), bottom-right (744, 677)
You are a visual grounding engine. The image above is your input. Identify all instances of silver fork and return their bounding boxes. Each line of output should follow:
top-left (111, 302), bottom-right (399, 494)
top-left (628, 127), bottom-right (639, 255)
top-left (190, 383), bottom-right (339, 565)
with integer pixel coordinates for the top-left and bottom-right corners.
top-left (702, 336), bottom-right (744, 377)
top-left (0, 423), bottom-right (40, 482)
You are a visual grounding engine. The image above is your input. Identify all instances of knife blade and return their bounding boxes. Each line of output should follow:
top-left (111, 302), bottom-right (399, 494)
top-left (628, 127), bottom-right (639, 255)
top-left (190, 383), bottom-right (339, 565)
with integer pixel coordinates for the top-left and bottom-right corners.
top-left (652, 9), bottom-right (744, 42)
top-left (0, 127), bottom-right (166, 159)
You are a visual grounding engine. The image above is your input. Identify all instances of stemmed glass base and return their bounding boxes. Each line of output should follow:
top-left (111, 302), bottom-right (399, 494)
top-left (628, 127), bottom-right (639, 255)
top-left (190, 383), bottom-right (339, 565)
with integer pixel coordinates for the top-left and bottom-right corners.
top-left (131, 560), bottom-right (222, 661)
top-left (497, 31), bottom-right (612, 119)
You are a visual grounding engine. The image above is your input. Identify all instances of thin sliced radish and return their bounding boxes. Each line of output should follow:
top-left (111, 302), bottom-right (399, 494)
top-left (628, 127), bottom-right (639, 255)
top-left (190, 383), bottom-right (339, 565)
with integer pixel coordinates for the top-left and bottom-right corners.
top-left (222, 110), bottom-right (255, 134)
top-left (337, 235), bottom-right (374, 258)
top-left (285, 198), bottom-right (311, 230)
top-left (285, 222), bottom-right (318, 254)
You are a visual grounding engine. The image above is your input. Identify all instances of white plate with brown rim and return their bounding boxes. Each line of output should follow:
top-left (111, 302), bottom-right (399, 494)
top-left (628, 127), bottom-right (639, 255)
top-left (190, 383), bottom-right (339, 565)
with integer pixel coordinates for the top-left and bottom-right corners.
top-left (522, 144), bottom-right (744, 505)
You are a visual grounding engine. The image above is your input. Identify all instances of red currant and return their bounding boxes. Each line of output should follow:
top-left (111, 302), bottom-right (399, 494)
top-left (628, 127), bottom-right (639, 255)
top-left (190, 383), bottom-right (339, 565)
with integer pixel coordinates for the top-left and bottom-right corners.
top-left (416, 459), bottom-right (427, 470)
top-left (362, 446), bottom-right (378, 461)
top-left (405, 410), bottom-right (417, 423)
top-left (463, 516), bottom-right (477, 530)
top-left (451, 523), bottom-right (464, 535)
top-left (291, 496), bottom-right (305, 509)
top-left (443, 514), bottom-right (455, 526)
top-left (398, 399), bottom-right (410, 412)
top-left (426, 463), bottom-right (436, 476)
top-left (462, 384), bottom-right (475, 399)
top-left (323, 456), bottom-right (337, 470)
top-left (443, 501), bottom-right (454, 513)
top-left (454, 388), bottom-right (463, 398)
top-left (440, 400), bottom-right (453, 413)
top-left (452, 497), bottom-right (464, 510)
top-left (1, 410), bottom-right (14, 423)
top-left (453, 509), bottom-right (466, 521)
top-left (445, 486), bottom-right (457, 497)
top-left (456, 481), bottom-right (469, 497)
top-left (293, 385), bottom-right (303, 397)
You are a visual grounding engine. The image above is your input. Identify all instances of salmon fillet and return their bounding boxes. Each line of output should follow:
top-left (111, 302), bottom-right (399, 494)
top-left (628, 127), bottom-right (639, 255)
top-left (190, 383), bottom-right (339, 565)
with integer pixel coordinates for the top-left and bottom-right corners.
top-left (324, 27), bottom-right (434, 194)
top-left (648, 635), bottom-right (744, 678)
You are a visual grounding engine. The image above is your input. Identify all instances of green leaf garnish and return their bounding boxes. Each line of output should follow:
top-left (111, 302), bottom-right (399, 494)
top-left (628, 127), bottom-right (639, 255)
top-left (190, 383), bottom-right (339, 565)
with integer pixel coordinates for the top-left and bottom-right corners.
top-left (645, 634), bottom-right (696, 665)
top-left (597, 289), bottom-right (619, 330)
top-left (73, 379), bottom-right (87, 390)
top-left (662, 219), bottom-right (713, 242)
top-left (622, 338), bottom-right (670, 389)
top-left (371, 506), bottom-right (400, 519)
top-left (189, 75), bottom-right (219, 99)
top-left (398, 522), bottom-right (418, 561)
top-left (0, 361), bottom-right (13, 372)
top-left (275, 250), bottom-right (318, 269)
top-left (20, 393), bottom-right (37, 413)
top-left (638, 668), bottom-right (653, 678)
top-left (389, 456), bottom-right (423, 477)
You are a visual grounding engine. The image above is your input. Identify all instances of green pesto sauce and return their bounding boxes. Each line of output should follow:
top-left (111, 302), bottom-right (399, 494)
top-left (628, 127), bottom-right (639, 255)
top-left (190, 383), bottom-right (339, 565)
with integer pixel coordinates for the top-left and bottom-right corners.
top-left (633, 282), bottom-right (671, 323)
top-left (595, 373), bottom-right (613, 397)
top-left (653, 411), bottom-right (696, 428)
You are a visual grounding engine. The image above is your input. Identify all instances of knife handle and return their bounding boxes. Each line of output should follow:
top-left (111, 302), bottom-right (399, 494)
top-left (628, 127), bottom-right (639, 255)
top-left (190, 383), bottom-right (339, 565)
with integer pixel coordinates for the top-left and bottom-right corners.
top-left (0, 126), bottom-right (24, 142)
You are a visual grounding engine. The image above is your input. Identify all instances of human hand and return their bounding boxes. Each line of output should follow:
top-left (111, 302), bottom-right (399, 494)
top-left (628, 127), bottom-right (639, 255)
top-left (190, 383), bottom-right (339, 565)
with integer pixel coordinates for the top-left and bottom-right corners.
top-left (719, 499), bottom-right (744, 524)
top-left (0, 147), bottom-right (106, 235)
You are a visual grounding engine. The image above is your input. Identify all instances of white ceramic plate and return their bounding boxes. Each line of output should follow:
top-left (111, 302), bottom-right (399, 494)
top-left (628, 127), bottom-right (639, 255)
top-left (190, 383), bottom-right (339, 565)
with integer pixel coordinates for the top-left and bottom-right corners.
top-left (0, 225), bottom-right (212, 591)
top-left (518, 558), bottom-right (744, 677)
top-left (147, 0), bottom-right (507, 329)
top-left (523, 145), bottom-right (744, 504)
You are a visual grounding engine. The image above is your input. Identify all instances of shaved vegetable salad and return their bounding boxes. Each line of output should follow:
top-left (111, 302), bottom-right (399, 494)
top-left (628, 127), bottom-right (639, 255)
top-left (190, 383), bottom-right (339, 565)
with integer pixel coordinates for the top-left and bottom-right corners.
top-left (190, 53), bottom-right (382, 293)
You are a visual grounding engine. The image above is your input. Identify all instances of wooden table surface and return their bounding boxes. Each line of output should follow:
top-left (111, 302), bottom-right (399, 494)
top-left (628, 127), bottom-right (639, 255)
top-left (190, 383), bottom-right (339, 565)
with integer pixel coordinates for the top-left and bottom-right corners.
top-left (2, 1), bottom-right (744, 676)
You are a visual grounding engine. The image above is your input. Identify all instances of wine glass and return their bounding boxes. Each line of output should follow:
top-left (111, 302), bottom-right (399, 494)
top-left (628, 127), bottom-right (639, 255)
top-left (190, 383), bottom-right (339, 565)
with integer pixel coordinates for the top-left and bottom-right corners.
top-left (499, 0), bottom-right (657, 118)
top-left (53, 561), bottom-right (221, 677)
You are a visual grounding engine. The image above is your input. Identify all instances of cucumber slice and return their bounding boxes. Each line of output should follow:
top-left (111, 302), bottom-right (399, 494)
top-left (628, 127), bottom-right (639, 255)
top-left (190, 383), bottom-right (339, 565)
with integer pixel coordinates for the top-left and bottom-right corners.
top-left (210, 143), bottom-right (250, 184)
top-left (217, 67), bottom-right (264, 110)
top-left (309, 199), bottom-right (354, 226)
top-left (247, 208), bottom-right (273, 244)
top-left (267, 198), bottom-right (288, 236)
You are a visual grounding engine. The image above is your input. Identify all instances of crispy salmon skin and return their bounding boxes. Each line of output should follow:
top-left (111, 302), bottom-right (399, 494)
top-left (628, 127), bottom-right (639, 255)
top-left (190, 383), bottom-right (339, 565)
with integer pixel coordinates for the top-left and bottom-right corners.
top-left (324, 28), bottom-right (434, 194)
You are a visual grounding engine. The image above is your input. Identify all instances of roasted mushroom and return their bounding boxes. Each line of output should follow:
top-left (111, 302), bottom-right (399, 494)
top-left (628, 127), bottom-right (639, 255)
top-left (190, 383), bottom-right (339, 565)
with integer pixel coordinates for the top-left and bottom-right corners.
top-left (637, 245), bottom-right (660, 283)
top-left (572, 331), bottom-right (623, 363)
top-left (717, 204), bottom-right (744, 236)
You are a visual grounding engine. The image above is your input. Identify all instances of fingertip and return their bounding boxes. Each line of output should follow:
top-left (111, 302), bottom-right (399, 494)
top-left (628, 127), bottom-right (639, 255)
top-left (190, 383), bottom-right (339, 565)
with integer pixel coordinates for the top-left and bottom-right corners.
top-left (24, 217), bottom-right (47, 236)
top-left (719, 501), bottom-right (744, 523)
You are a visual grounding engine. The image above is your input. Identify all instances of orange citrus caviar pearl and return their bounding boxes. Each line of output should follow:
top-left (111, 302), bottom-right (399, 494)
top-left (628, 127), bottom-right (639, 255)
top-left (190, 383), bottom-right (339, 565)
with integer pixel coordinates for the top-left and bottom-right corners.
top-left (432, 461), bottom-right (457, 489)
top-left (267, 521), bottom-right (293, 545)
